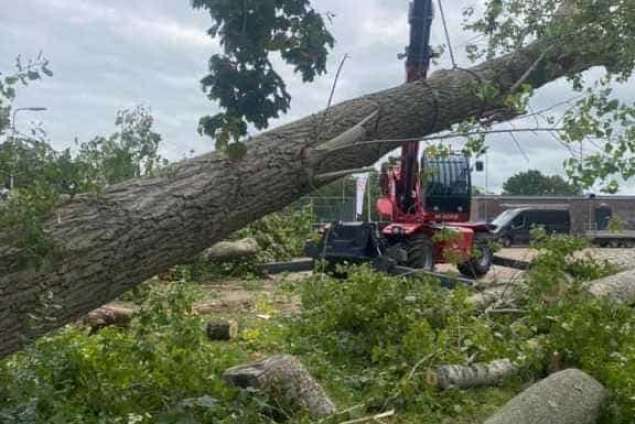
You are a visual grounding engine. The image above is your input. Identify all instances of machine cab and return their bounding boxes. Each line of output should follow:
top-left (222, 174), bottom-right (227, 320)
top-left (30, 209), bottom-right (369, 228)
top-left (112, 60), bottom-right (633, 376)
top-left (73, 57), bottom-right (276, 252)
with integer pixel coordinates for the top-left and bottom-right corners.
top-left (422, 153), bottom-right (472, 221)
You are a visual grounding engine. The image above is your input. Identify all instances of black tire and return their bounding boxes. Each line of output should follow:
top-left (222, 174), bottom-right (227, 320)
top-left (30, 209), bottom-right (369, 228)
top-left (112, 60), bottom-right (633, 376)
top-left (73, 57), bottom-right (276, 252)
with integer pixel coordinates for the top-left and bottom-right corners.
top-left (406, 234), bottom-right (435, 271)
top-left (458, 242), bottom-right (493, 278)
top-left (500, 236), bottom-right (512, 248)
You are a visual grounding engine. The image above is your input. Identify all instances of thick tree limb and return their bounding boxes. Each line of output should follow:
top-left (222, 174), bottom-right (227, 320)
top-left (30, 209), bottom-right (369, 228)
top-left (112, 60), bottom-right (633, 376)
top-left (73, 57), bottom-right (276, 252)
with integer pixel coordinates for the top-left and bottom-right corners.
top-left (426, 359), bottom-right (517, 390)
top-left (484, 369), bottom-right (606, 424)
top-left (0, 6), bottom-right (614, 357)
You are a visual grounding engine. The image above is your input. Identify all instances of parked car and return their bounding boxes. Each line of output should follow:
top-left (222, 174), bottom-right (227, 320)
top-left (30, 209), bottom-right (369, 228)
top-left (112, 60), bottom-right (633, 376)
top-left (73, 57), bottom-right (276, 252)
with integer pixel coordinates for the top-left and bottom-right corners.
top-left (491, 207), bottom-right (571, 246)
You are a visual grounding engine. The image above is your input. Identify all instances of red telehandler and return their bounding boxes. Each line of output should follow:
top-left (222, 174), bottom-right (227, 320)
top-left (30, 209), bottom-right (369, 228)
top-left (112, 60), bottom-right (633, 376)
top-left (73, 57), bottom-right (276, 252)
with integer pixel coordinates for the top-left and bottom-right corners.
top-left (316, 0), bottom-right (494, 278)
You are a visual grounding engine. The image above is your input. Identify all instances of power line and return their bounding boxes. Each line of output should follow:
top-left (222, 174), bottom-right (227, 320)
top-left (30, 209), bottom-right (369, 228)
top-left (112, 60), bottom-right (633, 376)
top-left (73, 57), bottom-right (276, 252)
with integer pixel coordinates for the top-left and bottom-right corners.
top-left (508, 122), bottom-right (531, 162)
top-left (437, 0), bottom-right (457, 69)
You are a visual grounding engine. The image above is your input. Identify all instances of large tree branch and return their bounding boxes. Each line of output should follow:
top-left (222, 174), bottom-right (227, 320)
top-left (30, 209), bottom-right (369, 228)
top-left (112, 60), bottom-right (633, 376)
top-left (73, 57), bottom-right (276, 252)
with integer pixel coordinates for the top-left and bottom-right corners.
top-left (0, 11), bottom-right (613, 357)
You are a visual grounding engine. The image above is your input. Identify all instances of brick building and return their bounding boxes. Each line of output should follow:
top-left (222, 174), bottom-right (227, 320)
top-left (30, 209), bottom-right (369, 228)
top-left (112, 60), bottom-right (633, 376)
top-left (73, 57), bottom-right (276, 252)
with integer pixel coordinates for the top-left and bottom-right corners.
top-left (471, 195), bottom-right (635, 235)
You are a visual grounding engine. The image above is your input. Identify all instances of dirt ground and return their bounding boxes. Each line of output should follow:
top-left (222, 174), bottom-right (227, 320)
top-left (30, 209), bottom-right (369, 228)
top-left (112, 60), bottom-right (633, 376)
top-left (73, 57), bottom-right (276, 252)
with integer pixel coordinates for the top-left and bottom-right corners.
top-left (194, 247), bottom-right (635, 317)
top-left (194, 272), bottom-right (306, 318)
top-left (108, 247), bottom-right (635, 320)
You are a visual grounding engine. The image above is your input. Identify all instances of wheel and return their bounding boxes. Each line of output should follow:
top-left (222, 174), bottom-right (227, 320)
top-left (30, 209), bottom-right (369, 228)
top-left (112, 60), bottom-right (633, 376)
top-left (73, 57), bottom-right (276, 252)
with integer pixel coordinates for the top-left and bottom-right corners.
top-left (458, 242), bottom-right (493, 279)
top-left (500, 236), bottom-right (512, 248)
top-left (406, 234), bottom-right (435, 271)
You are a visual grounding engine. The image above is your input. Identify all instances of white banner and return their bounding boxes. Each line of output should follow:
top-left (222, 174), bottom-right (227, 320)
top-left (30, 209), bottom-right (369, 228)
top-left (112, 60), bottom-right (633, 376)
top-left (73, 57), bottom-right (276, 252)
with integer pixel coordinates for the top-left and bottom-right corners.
top-left (355, 174), bottom-right (369, 219)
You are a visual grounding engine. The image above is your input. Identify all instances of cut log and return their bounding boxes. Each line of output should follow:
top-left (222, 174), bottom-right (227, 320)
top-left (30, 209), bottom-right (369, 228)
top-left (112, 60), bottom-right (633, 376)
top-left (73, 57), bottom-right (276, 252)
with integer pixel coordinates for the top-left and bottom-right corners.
top-left (586, 268), bottom-right (635, 305)
top-left (82, 305), bottom-right (136, 333)
top-left (426, 359), bottom-right (517, 390)
top-left (200, 238), bottom-right (259, 262)
top-left (223, 355), bottom-right (336, 418)
top-left (0, 4), bottom-right (615, 357)
top-left (205, 319), bottom-right (238, 341)
top-left (484, 369), bottom-right (606, 424)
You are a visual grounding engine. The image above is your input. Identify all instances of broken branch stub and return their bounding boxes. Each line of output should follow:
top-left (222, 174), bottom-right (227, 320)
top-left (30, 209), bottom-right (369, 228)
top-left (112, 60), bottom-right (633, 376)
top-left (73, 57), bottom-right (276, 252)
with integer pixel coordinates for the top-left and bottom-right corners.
top-left (484, 369), bottom-right (606, 424)
top-left (223, 355), bottom-right (336, 418)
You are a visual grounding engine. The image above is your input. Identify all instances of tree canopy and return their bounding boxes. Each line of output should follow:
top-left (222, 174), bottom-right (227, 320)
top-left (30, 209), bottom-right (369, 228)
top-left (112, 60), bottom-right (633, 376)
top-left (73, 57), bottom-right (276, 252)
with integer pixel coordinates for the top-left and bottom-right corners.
top-left (502, 169), bottom-right (582, 196)
top-left (191, 0), bottom-right (334, 152)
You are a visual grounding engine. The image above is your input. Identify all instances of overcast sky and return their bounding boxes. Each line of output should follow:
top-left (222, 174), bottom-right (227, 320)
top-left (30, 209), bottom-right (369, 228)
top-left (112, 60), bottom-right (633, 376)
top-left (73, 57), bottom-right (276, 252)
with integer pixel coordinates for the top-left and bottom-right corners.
top-left (2, 0), bottom-right (633, 193)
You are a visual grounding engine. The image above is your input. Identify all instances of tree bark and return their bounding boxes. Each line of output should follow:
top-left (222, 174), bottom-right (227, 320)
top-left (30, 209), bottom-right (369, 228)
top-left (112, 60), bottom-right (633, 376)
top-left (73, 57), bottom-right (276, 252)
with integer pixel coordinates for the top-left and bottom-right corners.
top-left (426, 358), bottom-right (517, 390)
top-left (0, 6), bottom-right (612, 357)
top-left (484, 369), bottom-right (606, 424)
top-left (586, 268), bottom-right (635, 305)
top-left (222, 355), bottom-right (336, 418)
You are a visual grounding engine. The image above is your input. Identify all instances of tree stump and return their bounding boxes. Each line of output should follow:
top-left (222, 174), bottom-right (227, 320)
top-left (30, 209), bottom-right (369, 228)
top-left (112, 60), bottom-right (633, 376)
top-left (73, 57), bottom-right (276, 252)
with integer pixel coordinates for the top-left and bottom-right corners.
top-left (484, 369), bottom-right (606, 424)
top-left (223, 355), bottom-right (336, 418)
top-left (426, 359), bottom-right (517, 390)
top-left (205, 319), bottom-right (238, 341)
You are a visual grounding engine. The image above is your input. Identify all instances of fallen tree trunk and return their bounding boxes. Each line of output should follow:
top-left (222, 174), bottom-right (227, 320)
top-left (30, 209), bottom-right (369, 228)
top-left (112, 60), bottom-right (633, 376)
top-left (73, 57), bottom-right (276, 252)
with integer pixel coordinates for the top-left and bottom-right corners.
top-left (200, 238), bottom-right (258, 262)
top-left (223, 355), bottom-right (336, 418)
top-left (0, 5), bottom-right (612, 357)
top-left (426, 359), bottom-right (517, 390)
top-left (484, 369), bottom-right (606, 424)
top-left (586, 268), bottom-right (635, 305)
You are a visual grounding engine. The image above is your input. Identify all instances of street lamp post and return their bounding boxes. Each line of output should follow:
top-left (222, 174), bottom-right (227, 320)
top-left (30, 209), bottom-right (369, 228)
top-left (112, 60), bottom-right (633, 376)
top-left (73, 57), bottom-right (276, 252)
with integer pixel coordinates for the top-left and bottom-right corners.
top-left (7, 107), bottom-right (47, 190)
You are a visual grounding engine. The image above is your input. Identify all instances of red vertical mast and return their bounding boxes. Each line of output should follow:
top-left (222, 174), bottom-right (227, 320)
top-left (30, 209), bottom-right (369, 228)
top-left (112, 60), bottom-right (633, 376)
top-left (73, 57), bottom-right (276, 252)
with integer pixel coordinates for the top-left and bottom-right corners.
top-left (398, 0), bottom-right (434, 215)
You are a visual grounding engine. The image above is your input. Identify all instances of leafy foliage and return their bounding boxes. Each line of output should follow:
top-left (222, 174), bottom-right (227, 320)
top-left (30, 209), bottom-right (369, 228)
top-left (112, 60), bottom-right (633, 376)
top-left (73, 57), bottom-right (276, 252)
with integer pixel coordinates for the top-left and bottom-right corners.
top-left (1, 232), bottom-right (635, 422)
top-left (0, 57), bottom-right (167, 267)
top-left (189, 205), bottom-right (315, 279)
top-left (289, 267), bottom-right (523, 420)
top-left (236, 205), bottom-right (314, 263)
top-left (502, 169), bottom-right (581, 196)
top-left (520, 230), bottom-right (634, 423)
top-left (192, 0), bottom-right (334, 150)
top-left (73, 105), bottom-right (167, 188)
top-left (561, 82), bottom-right (635, 193)
top-left (462, 0), bottom-right (635, 192)
top-left (0, 281), bottom-right (267, 423)
top-left (287, 232), bottom-right (633, 422)
top-left (0, 54), bottom-right (52, 136)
